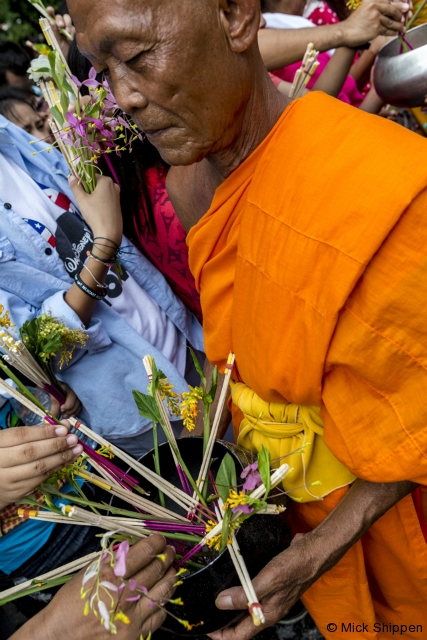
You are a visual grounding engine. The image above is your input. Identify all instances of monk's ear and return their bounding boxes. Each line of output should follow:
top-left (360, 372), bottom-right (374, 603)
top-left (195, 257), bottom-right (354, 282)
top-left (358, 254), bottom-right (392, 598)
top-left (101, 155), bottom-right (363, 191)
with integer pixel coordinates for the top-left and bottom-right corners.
top-left (218, 0), bottom-right (260, 53)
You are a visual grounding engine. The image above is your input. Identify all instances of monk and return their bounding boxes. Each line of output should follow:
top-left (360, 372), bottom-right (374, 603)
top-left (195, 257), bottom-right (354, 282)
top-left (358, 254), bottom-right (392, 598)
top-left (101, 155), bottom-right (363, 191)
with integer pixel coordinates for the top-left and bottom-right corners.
top-left (68, 0), bottom-right (427, 638)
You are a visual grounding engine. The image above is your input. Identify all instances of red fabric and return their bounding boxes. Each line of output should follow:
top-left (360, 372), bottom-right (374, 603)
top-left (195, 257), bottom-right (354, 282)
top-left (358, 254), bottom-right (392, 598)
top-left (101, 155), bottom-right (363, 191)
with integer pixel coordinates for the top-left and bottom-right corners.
top-left (133, 166), bottom-right (202, 322)
top-left (268, 72), bottom-right (282, 88)
top-left (306, 2), bottom-right (339, 25)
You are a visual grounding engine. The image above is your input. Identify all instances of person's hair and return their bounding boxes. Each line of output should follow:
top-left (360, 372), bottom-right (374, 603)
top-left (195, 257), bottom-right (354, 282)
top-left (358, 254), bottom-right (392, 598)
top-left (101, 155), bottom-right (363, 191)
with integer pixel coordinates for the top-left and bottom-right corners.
top-left (0, 42), bottom-right (31, 87)
top-left (68, 38), bottom-right (163, 237)
top-left (0, 86), bottom-right (37, 125)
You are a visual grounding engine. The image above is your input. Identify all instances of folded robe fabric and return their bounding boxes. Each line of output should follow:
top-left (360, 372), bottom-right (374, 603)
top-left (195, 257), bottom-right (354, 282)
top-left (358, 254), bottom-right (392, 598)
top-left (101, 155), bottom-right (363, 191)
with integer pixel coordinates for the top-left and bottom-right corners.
top-left (187, 92), bottom-right (427, 638)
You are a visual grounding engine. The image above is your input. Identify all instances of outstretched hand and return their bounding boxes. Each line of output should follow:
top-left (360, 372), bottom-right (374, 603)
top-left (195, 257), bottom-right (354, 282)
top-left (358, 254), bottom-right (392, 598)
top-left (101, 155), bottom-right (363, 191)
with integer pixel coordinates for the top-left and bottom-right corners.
top-left (342, 0), bottom-right (407, 48)
top-left (208, 534), bottom-right (316, 640)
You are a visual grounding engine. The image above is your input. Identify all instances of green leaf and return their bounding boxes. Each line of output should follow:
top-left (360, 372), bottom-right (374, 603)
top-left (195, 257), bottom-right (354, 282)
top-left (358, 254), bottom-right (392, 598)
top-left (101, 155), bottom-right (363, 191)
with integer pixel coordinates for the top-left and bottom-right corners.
top-left (207, 365), bottom-right (218, 403)
top-left (49, 105), bottom-right (64, 126)
top-left (216, 453), bottom-right (237, 503)
top-left (258, 445), bottom-right (271, 498)
top-left (189, 348), bottom-right (205, 385)
top-left (132, 389), bottom-right (161, 423)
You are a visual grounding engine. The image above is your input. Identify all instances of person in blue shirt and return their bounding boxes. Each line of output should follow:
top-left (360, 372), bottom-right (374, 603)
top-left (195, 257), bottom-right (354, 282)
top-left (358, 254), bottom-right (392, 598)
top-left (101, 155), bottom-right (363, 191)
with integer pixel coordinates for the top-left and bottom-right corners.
top-left (0, 115), bottom-right (204, 615)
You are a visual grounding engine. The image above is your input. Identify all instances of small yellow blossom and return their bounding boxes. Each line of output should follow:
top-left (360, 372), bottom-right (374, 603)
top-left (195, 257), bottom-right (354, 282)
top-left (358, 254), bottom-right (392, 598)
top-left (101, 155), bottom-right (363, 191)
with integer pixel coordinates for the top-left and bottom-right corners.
top-left (346, 0), bottom-right (361, 8)
top-left (179, 386), bottom-right (203, 432)
top-left (223, 489), bottom-right (250, 511)
top-left (157, 378), bottom-right (181, 417)
top-left (169, 597), bottom-right (184, 605)
top-left (178, 619), bottom-right (204, 631)
top-left (83, 600), bottom-right (90, 616)
top-left (0, 305), bottom-right (14, 329)
top-left (156, 553), bottom-right (167, 562)
top-left (115, 611), bottom-right (130, 624)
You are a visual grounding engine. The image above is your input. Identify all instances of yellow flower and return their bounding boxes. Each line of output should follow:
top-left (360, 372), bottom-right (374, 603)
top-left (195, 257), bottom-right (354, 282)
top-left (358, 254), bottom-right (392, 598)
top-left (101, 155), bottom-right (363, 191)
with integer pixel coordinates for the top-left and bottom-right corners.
top-left (179, 386), bottom-right (203, 432)
top-left (157, 378), bottom-right (181, 417)
top-left (178, 619), bottom-right (204, 631)
top-left (223, 489), bottom-right (250, 511)
top-left (97, 444), bottom-right (115, 460)
top-left (346, 0), bottom-right (361, 8)
top-left (0, 304), bottom-right (14, 329)
top-left (169, 597), bottom-right (184, 606)
top-left (83, 600), bottom-right (90, 616)
top-left (115, 611), bottom-right (130, 625)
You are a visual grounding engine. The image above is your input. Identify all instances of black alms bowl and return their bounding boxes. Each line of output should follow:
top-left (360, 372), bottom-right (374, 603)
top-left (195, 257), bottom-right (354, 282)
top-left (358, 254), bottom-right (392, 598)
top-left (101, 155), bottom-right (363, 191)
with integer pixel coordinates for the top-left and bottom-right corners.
top-left (133, 437), bottom-right (291, 637)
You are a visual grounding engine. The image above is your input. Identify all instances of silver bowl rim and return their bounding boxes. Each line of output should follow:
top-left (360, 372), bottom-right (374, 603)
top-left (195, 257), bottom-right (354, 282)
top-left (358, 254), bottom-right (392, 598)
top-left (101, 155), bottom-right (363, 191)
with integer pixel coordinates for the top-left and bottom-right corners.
top-left (377, 22), bottom-right (427, 60)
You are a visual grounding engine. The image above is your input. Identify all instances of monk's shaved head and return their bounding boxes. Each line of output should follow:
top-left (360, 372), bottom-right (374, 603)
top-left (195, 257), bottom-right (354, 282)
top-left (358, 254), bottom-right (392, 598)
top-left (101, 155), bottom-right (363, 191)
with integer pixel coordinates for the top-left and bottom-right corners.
top-left (67, 0), bottom-right (282, 169)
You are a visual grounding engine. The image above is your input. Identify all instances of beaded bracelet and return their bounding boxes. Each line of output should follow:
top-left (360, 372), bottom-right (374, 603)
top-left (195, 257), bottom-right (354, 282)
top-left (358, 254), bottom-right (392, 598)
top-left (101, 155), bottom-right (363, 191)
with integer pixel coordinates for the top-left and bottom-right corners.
top-left (86, 250), bottom-right (114, 268)
top-left (81, 262), bottom-right (108, 289)
top-left (74, 273), bottom-right (106, 300)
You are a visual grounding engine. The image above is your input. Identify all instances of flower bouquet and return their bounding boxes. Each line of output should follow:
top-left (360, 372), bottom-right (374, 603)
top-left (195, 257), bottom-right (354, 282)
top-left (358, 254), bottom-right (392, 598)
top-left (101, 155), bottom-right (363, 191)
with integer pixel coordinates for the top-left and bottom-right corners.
top-left (27, 15), bottom-right (143, 194)
top-left (0, 346), bottom-right (302, 636)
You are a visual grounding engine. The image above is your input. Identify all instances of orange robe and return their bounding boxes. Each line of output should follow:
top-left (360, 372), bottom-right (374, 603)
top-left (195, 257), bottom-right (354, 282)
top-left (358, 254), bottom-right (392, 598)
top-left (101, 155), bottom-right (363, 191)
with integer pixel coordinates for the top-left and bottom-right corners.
top-left (187, 92), bottom-right (427, 639)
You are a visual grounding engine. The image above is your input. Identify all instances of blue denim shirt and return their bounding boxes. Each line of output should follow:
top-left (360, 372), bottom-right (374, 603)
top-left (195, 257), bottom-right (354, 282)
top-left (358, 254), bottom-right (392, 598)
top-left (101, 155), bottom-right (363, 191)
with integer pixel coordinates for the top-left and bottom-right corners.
top-left (0, 116), bottom-right (204, 439)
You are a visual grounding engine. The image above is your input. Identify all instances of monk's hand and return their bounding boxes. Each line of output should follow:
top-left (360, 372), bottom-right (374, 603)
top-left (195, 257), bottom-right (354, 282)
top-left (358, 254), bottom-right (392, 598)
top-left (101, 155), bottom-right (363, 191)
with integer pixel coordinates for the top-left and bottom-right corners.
top-left (0, 421), bottom-right (83, 510)
top-left (207, 533), bottom-right (320, 640)
top-left (341, 0), bottom-right (407, 48)
top-left (208, 479), bottom-right (417, 640)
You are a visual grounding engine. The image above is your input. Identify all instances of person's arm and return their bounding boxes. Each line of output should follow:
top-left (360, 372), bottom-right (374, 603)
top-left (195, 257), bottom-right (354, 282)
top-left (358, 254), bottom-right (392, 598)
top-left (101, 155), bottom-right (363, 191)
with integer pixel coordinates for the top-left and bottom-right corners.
top-left (349, 36), bottom-right (389, 90)
top-left (311, 46), bottom-right (355, 97)
top-left (65, 176), bottom-right (123, 328)
top-left (258, 0), bottom-right (406, 71)
top-left (10, 534), bottom-right (176, 640)
top-left (358, 85), bottom-right (384, 113)
top-left (208, 478), bottom-right (416, 640)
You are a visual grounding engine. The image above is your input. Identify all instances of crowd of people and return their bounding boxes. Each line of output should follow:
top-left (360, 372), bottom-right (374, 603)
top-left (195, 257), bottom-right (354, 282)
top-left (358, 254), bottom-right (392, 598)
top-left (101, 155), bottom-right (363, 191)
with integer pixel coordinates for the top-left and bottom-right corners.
top-left (0, 0), bottom-right (426, 638)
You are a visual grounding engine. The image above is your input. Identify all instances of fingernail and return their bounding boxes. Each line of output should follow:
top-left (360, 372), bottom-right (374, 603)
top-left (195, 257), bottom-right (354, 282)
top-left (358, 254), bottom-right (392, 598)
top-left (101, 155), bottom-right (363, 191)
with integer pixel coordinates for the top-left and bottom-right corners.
top-left (66, 434), bottom-right (78, 446)
top-left (216, 595), bottom-right (233, 610)
top-left (72, 444), bottom-right (83, 455)
top-left (55, 426), bottom-right (68, 436)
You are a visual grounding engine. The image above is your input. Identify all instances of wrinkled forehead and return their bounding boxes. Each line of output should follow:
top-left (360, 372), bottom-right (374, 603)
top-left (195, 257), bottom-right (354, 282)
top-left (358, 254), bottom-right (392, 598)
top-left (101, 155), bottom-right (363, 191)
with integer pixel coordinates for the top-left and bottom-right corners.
top-left (68, 0), bottom-right (210, 58)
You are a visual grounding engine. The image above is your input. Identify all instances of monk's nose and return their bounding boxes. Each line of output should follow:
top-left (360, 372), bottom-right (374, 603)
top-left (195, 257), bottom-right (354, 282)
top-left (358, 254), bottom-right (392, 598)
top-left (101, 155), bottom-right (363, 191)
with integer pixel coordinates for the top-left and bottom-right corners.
top-left (110, 75), bottom-right (149, 115)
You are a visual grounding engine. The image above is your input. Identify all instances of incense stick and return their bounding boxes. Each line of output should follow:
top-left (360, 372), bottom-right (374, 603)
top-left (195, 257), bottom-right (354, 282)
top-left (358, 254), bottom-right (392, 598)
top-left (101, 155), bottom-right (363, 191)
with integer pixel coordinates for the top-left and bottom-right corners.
top-left (289, 43), bottom-right (319, 99)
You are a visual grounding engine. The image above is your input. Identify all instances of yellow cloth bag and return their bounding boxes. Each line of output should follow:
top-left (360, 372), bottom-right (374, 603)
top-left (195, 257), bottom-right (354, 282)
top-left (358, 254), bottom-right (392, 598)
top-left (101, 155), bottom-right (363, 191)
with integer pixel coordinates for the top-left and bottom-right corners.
top-left (231, 381), bottom-right (355, 502)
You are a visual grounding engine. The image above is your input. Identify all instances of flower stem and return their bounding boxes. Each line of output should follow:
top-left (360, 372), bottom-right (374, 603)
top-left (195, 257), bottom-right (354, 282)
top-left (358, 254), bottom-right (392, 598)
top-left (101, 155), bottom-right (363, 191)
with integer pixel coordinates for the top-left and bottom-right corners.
top-left (152, 421), bottom-right (166, 508)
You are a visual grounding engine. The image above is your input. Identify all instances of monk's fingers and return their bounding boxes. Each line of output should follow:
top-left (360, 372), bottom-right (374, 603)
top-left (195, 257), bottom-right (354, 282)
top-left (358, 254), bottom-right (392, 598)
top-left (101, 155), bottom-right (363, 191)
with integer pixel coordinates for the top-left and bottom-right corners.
top-left (0, 432), bottom-right (82, 470)
top-left (130, 542), bottom-right (176, 589)
top-left (138, 608), bottom-right (168, 639)
top-left (0, 423), bottom-right (70, 449)
top-left (61, 13), bottom-right (75, 37)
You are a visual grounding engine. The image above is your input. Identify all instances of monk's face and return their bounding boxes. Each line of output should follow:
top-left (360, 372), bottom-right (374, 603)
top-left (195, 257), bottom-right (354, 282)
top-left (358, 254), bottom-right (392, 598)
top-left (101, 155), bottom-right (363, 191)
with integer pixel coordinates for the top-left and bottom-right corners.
top-left (68, 0), bottom-right (259, 166)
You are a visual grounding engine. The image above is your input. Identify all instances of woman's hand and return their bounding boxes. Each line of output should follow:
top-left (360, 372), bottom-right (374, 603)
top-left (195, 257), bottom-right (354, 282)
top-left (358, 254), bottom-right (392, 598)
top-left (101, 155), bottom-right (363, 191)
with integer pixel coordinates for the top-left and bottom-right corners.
top-left (0, 421), bottom-right (83, 511)
top-left (69, 175), bottom-right (123, 253)
top-left (49, 383), bottom-right (82, 420)
top-left (11, 535), bottom-right (177, 640)
top-left (341, 0), bottom-right (407, 48)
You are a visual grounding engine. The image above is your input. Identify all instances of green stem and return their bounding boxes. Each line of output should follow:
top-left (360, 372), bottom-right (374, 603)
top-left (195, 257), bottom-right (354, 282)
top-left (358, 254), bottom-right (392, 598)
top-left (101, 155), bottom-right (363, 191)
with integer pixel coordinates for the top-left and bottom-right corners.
top-left (152, 421), bottom-right (166, 508)
top-left (203, 404), bottom-right (210, 456)
top-left (0, 575), bottom-right (73, 606)
top-left (408, 0), bottom-right (427, 27)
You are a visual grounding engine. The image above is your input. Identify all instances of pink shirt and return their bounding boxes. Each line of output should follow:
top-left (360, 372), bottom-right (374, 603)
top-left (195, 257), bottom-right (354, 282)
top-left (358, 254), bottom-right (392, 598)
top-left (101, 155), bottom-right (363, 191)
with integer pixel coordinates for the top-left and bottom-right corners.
top-left (133, 166), bottom-right (202, 322)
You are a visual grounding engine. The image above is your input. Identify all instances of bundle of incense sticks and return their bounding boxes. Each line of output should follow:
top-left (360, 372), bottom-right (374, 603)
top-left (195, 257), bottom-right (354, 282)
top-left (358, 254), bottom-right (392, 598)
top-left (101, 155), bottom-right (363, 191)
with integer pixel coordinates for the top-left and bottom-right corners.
top-left (143, 355), bottom-right (192, 495)
top-left (194, 353), bottom-right (235, 499)
top-left (28, 0), bottom-right (73, 41)
top-left (0, 330), bottom-right (65, 405)
top-left (289, 42), bottom-right (320, 99)
top-left (214, 500), bottom-right (265, 627)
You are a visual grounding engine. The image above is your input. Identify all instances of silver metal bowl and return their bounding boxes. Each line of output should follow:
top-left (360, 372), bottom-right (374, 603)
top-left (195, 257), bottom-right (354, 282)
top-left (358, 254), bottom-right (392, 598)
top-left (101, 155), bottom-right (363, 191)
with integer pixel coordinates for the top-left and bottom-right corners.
top-left (373, 23), bottom-right (427, 108)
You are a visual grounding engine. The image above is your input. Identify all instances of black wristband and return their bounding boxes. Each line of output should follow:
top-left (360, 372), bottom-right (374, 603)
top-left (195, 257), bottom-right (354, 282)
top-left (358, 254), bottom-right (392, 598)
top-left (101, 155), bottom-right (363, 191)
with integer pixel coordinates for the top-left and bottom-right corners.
top-left (74, 273), bottom-right (107, 300)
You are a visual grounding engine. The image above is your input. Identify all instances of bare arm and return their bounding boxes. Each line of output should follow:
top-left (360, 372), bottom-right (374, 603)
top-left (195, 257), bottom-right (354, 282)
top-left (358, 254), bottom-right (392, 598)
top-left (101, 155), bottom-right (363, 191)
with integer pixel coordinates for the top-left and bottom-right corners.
top-left (258, 0), bottom-right (405, 71)
top-left (64, 176), bottom-right (123, 328)
top-left (209, 478), bottom-right (417, 640)
top-left (311, 46), bottom-right (355, 97)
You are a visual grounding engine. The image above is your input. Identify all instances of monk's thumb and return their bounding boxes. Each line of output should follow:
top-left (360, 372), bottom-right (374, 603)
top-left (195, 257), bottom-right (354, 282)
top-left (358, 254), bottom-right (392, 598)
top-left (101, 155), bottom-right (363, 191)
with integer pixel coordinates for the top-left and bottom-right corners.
top-left (215, 587), bottom-right (246, 610)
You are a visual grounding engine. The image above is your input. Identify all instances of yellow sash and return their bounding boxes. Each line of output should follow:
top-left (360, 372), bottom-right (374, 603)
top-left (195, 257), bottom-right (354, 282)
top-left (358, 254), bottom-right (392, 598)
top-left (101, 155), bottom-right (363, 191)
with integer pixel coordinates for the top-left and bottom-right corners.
top-left (231, 381), bottom-right (355, 502)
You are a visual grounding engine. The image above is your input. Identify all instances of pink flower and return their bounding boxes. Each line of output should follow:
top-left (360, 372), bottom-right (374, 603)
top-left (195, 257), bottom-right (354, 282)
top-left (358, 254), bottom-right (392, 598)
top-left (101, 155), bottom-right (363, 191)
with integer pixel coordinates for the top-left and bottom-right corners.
top-left (114, 540), bottom-right (130, 577)
top-left (82, 67), bottom-right (100, 89)
top-left (232, 504), bottom-right (254, 515)
top-left (241, 462), bottom-right (262, 493)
